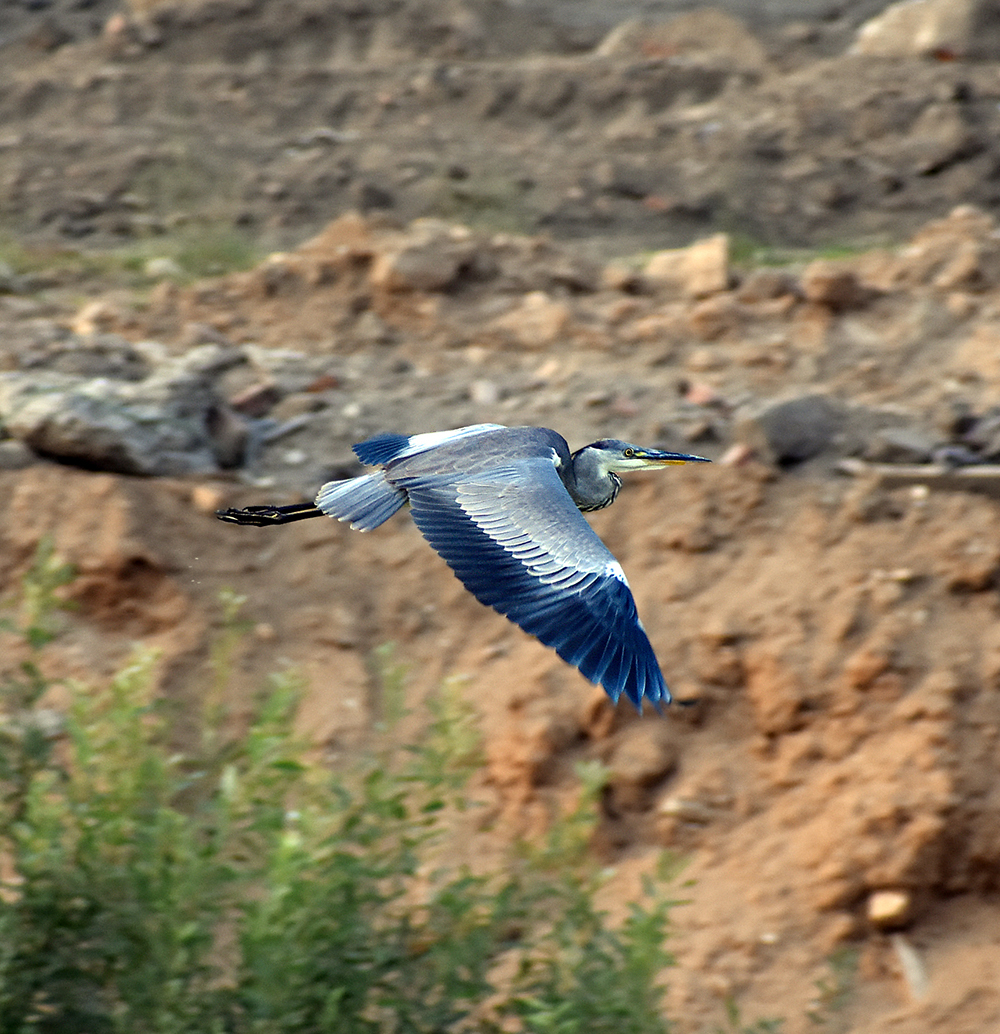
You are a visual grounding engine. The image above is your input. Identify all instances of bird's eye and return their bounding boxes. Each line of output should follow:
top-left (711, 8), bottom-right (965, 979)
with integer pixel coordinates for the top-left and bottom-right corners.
top-left (623, 448), bottom-right (635, 457)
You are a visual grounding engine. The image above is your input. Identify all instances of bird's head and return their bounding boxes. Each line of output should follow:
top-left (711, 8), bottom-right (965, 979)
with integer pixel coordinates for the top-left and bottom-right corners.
top-left (576, 439), bottom-right (711, 474)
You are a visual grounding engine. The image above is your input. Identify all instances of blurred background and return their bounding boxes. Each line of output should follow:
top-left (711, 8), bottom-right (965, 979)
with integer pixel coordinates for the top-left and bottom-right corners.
top-left (1, 1), bottom-right (1000, 1031)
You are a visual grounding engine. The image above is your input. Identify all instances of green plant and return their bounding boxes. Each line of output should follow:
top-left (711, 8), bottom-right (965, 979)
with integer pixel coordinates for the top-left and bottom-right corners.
top-left (716, 998), bottom-right (784, 1034)
top-left (504, 871), bottom-right (675, 1034)
top-left (0, 536), bottom-right (76, 827)
top-left (807, 947), bottom-right (858, 1031)
top-left (0, 547), bottom-right (684, 1034)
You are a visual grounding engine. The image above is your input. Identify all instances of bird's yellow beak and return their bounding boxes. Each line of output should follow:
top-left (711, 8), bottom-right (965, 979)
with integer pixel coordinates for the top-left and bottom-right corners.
top-left (636, 449), bottom-right (711, 466)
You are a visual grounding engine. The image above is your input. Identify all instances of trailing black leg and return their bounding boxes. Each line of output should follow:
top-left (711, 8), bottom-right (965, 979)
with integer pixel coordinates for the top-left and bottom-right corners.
top-left (215, 503), bottom-right (325, 527)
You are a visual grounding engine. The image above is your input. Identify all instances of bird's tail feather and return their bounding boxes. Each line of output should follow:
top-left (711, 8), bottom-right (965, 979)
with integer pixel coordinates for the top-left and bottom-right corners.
top-left (315, 473), bottom-right (406, 531)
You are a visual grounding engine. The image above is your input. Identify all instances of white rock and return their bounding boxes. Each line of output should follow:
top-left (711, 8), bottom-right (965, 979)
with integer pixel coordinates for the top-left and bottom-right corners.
top-left (144, 256), bottom-right (183, 279)
top-left (852, 0), bottom-right (1000, 59)
top-left (868, 889), bottom-right (913, 929)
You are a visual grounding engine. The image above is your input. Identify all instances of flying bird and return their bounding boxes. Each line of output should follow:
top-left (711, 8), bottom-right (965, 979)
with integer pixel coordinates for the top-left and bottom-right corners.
top-left (216, 424), bottom-right (709, 711)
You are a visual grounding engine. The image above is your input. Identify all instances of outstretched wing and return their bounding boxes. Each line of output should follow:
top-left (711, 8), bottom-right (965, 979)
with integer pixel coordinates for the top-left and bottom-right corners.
top-left (399, 456), bottom-right (670, 710)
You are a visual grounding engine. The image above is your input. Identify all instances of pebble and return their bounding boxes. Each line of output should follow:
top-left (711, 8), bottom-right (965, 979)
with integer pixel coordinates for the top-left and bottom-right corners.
top-left (867, 889), bottom-right (913, 929)
top-left (190, 484), bottom-right (225, 513)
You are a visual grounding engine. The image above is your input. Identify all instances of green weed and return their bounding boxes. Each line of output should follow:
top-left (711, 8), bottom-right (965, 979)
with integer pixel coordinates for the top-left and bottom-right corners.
top-left (807, 947), bottom-right (858, 1030)
top-left (0, 545), bottom-right (684, 1033)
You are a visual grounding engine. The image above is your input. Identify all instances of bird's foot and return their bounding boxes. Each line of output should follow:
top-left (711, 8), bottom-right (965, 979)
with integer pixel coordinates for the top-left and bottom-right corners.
top-left (215, 503), bottom-right (323, 526)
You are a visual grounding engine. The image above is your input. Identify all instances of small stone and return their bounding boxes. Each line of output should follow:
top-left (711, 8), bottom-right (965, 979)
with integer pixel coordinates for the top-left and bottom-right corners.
top-left (932, 242), bottom-right (983, 291)
top-left (0, 260), bottom-right (24, 294)
top-left (801, 260), bottom-right (867, 310)
top-left (864, 427), bottom-right (937, 464)
top-left (735, 268), bottom-right (798, 304)
top-left (719, 442), bottom-right (756, 466)
top-left (0, 439), bottom-right (38, 470)
top-left (685, 347), bottom-right (726, 373)
top-left (684, 381), bottom-right (723, 407)
top-left (644, 233), bottom-right (731, 299)
top-left (602, 261), bottom-right (644, 293)
top-left (191, 484), bottom-right (224, 513)
top-left (144, 256), bottom-right (183, 279)
top-left (353, 310), bottom-right (395, 345)
top-left (229, 382), bottom-right (282, 418)
top-left (687, 295), bottom-right (743, 341)
top-left (71, 300), bottom-right (119, 336)
top-left (180, 322), bottom-right (232, 348)
top-left (353, 182), bottom-right (395, 212)
top-left (469, 379), bottom-right (499, 405)
top-left (657, 796), bottom-right (713, 823)
top-left (891, 934), bottom-right (929, 1001)
top-left (595, 10), bottom-right (767, 71)
top-left (493, 291), bottom-right (572, 348)
top-left (868, 889), bottom-right (913, 929)
top-left (945, 292), bottom-right (976, 318)
top-left (369, 223), bottom-right (475, 293)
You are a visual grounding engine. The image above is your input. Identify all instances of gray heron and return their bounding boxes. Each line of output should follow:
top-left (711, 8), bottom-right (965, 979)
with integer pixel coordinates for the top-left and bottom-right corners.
top-left (216, 424), bottom-right (709, 711)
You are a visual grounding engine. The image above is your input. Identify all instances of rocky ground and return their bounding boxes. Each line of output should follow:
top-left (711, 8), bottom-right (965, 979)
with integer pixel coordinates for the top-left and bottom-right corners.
top-left (2, 1), bottom-right (1000, 1032)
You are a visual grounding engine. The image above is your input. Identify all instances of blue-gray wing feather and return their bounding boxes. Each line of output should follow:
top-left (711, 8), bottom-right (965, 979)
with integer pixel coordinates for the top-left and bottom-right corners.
top-left (399, 456), bottom-right (669, 710)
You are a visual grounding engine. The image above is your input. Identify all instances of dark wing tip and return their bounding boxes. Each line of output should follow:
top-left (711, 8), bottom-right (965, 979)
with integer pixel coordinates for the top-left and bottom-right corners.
top-left (353, 432), bottom-right (411, 466)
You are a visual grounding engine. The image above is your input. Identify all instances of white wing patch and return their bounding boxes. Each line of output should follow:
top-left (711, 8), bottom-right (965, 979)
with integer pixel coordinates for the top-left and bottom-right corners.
top-left (605, 560), bottom-right (629, 585)
top-left (401, 424), bottom-right (504, 459)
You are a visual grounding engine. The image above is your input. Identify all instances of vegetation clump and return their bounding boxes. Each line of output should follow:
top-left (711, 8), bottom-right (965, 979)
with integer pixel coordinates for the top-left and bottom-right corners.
top-left (0, 540), bottom-right (676, 1034)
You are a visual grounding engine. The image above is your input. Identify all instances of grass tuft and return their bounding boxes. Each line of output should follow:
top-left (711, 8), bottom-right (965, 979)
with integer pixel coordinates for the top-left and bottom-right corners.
top-left (0, 544), bottom-right (683, 1033)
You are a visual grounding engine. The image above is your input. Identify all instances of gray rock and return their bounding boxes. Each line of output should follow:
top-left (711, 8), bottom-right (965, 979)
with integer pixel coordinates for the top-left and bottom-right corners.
top-left (864, 426), bottom-right (938, 464)
top-left (737, 394), bottom-right (845, 464)
top-left (353, 310), bottom-right (396, 346)
top-left (243, 345), bottom-right (337, 395)
top-left (0, 438), bottom-right (38, 470)
top-left (0, 359), bottom-right (246, 476)
top-left (17, 332), bottom-right (150, 382)
top-left (0, 260), bottom-right (25, 295)
top-left (958, 407), bottom-right (1000, 461)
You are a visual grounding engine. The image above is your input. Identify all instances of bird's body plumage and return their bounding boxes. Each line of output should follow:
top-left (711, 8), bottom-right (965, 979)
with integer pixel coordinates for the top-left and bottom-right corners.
top-left (217, 424), bottom-right (709, 711)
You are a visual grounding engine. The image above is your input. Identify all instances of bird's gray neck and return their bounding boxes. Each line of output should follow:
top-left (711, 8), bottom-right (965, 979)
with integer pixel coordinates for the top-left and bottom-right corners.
top-left (565, 447), bottom-right (622, 512)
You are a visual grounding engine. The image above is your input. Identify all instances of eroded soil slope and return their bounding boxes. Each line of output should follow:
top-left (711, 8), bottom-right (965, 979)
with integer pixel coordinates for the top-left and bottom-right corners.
top-left (2, 1), bottom-right (1000, 1032)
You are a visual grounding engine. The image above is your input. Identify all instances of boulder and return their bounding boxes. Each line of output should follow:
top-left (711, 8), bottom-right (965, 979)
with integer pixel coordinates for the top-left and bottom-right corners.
top-left (369, 219), bottom-right (477, 292)
top-left (644, 233), bottom-right (731, 299)
top-left (852, 0), bottom-right (1000, 59)
top-left (596, 10), bottom-right (768, 73)
top-left (0, 348), bottom-right (246, 476)
top-left (864, 427), bottom-right (938, 465)
top-left (736, 394), bottom-right (845, 465)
